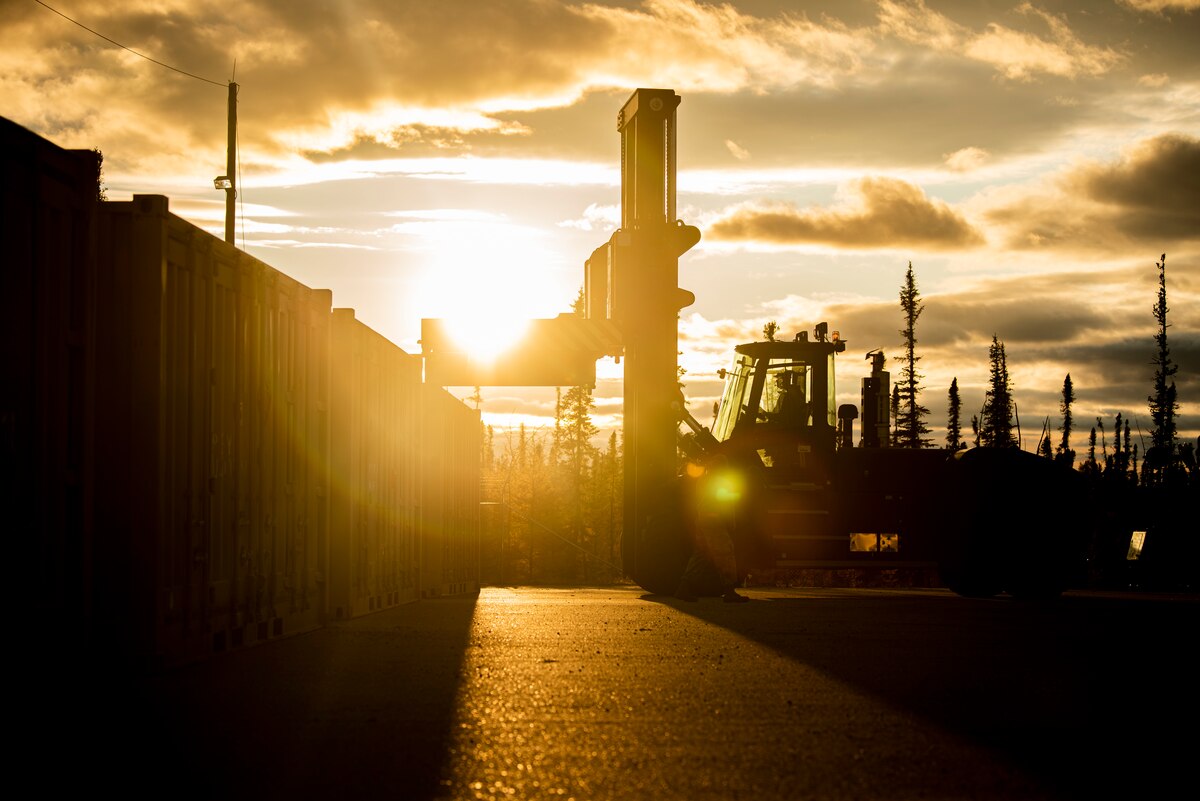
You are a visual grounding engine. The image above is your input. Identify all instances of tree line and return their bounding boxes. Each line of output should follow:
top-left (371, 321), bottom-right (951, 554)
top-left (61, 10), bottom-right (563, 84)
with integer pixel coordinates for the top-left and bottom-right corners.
top-left (893, 254), bottom-right (1195, 489)
top-left (890, 254), bottom-right (1194, 590)
top-left (478, 293), bottom-right (624, 585)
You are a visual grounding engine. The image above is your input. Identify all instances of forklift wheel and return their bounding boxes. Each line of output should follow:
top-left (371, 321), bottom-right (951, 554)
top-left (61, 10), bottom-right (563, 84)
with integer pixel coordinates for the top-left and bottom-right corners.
top-left (623, 481), bottom-right (693, 596)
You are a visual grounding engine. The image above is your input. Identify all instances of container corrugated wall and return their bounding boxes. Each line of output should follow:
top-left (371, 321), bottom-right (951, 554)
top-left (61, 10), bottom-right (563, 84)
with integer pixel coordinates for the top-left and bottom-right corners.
top-left (2, 118), bottom-right (100, 655)
top-left (93, 195), bottom-right (332, 668)
top-left (328, 308), bottom-right (422, 618)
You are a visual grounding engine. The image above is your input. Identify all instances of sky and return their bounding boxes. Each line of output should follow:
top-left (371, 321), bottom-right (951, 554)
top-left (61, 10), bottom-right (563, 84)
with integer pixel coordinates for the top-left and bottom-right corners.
top-left (4, 0), bottom-right (1198, 454)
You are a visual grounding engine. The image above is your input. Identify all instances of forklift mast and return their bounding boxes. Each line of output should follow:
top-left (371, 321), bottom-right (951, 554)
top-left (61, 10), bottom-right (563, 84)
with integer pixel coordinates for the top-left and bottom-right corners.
top-left (587, 89), bottom-right (701, 544)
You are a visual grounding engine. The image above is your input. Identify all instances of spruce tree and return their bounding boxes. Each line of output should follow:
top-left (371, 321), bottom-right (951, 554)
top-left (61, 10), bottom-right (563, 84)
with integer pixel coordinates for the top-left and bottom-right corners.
top-left (895, 262), bottom-right (931, 448)
top-left (890, 385), bottom-right (901, 444)
top-left (1057, 374), bottom-right (1075, 466)
top-left (980, 335), bottom-right (1015, 448)
top-left (1147, 253), bottom-right (1178, 469)
top-left (762, 320), bottom-right (778, 342)
top-left (596, 430), bottom-right (622, 581)
top-left (1113, 413), bottom-right (1126, 475)
top-left (513, 423), bottom-right (534, 580)
top-left (1085, 426), bottom-right (1098, 475)
top-left (946, 378), bottom-right (963, 450)
top-left (1123, 417), bottom-right (1133, 480)
top-left (561, 380), bottom-right (598, 581)
top-left (554, 288), bottom-right (602, 580)
top-left (92, 148), bottom-right (107, 201)
top-left (552, 387), bottom-right (564, 463)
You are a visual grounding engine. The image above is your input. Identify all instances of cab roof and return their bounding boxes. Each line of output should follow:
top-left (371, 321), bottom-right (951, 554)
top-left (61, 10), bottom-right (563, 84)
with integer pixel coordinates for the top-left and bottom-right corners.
top-left (733, 338), bottom-right (844, 360)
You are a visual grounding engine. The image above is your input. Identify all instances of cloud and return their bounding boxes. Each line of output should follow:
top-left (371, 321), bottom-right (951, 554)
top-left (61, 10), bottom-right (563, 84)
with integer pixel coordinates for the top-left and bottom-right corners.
top-left (967, 3), bottom-right (1125, 80)
top-left (1118, 0), bottom-right (1200, 12)
top-left (557, 202), bottom-right (619, 231)
top-left (707, 177), bottom-right (985, 250)
top-left (725, 140), bottom-right (751, 161)
top-left (1074, 133), bottom-right (1200, 214)
top-left (3, 0), bottom-right (887, 172)
top-left (944, 147), bottom-right (989, 171)
top-left (879, 0), bottom-right (1124, 80)
top-left (576, 0), bottom-right (875, 91)
top-left (1138, 73), bottom-right (1171, 87)
top-left (985, 133), bottom-right (1200, 250)
top-left (876, 0), bottom-right (965, 50)
top-left (296, 119), bottom-right (532, 161)
top-left (10, 0), bottom-right (1182, 184)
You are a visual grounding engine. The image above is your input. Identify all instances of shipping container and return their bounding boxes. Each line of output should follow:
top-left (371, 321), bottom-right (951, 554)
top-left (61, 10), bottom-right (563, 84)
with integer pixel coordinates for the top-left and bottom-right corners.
top-left (420, 386), bottom-right (482, 598)
top-left (327, 308), bottom-right (423, 618)
top-left (93, 195), bottom-right (332, 668)
top-left (8, 117), bottom-right (483, 672)
top-left (1, 117), bottom-right (100, 656)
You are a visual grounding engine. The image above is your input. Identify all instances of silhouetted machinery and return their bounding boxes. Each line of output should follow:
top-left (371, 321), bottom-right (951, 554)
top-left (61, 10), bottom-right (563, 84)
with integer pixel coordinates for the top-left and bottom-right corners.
top-left (422, 88), bottom-right (1086, 600)
top-left (662, 325), bottom-right (1088, 599)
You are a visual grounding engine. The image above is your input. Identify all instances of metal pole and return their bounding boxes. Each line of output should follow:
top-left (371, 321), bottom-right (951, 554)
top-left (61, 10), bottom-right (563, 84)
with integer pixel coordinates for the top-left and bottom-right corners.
top-left (225, 81), bottom-right (238, 245)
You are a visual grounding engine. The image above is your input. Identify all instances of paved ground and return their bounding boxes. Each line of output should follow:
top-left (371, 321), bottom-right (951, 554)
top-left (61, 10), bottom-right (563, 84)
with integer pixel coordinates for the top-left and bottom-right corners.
top-left (30, 585), bottom-right (1198, 799)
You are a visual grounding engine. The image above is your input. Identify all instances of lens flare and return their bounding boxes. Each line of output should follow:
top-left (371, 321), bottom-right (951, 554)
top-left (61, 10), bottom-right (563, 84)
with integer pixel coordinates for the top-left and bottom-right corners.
top-left (705, 468), bottom-right (745, 506)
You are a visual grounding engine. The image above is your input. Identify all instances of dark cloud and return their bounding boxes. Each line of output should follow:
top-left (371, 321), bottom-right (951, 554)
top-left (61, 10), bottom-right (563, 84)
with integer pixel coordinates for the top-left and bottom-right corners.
top-left (708, 177), bottom-right (984, 250)
top-left (820, 265), bottom-right (1178, 353)
top-left (1073, 133), bottom-right (1200, 237)
top-left (987, 133), bottom-right (1200, 251)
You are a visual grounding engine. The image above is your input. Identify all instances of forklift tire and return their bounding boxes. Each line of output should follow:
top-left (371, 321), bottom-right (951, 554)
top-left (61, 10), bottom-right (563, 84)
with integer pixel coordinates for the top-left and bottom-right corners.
top-left (622, 480), bottom-right (693, 596)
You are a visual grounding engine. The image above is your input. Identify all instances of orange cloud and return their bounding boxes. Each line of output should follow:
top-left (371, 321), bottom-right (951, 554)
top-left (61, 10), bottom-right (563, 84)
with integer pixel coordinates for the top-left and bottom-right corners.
top-left (708, 177), bottom-right (984, 250)
top-left (1118, 0), bottom-right (1200, 12)
top-left (3, 0), bottom-right (883, 170)
top-left (879, 0), bottom-right (1124, 80)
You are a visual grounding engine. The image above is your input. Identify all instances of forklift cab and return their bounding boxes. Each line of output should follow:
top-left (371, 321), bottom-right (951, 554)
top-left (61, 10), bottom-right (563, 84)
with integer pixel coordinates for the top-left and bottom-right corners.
top-left (710, 328), bottom-right (845, 469)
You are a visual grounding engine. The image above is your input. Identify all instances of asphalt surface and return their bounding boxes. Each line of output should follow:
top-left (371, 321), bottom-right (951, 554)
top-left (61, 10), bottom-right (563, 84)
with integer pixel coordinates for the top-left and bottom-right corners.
top-left (32, 586), bottom-right (1198, 800)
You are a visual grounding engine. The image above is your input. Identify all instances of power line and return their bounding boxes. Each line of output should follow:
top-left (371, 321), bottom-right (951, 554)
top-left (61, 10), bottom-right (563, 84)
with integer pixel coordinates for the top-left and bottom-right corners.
top-left (33, 0), bottom-right (225, 87)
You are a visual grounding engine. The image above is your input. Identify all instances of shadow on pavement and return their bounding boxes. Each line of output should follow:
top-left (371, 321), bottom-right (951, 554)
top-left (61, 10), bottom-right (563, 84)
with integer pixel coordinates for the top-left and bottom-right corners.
top-left (653, 589), bottom-right (1198, 800)
top-left (27, 596), bottom-right (478, 799)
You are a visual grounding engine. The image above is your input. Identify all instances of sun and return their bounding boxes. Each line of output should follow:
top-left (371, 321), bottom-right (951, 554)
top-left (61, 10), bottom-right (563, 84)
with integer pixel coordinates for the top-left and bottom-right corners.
top-left (435, 314), bottom-right (532, 363)
top-left (413, 215), bottom-right (572, 363)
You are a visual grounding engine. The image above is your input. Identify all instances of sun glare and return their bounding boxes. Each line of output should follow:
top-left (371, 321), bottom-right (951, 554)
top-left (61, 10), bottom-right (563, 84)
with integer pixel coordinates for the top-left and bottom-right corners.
top-left (439, 315), bottom-right (532, 362)
top-left (413, 217), bottom-right (571, 363)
